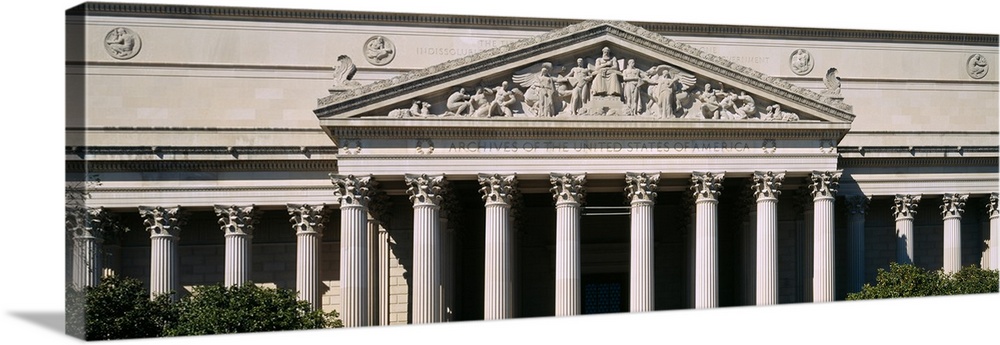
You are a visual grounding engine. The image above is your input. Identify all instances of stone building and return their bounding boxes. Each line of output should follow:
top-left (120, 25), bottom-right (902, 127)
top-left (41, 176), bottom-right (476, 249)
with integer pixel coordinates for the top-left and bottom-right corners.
top-left (65, 1), bottom-right (998, 330)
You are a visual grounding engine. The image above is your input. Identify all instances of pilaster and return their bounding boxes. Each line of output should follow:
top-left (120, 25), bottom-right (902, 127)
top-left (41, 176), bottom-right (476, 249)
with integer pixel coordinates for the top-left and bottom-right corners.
top-left (809, 170), bottom-right (841, 302)
top-left (550, 172), bottom-right (586, 316)
top-left (405, 173), bottom-right (446, 324)
top-left (287, 203), bottom-right (328, 310)
top-left (752, 171), bottom-right (784, 305)
top-left (940, 193), bottom-right (968, 273)
top-left (215, 205), bottom-right (258, 287)
top-left (691, 171), bottom-right (724, 309)
top-left (625, 172), bottom-right (658, 312)
top-left (892, 194), bottom-right (921, 265)
top-left (138, 206), bottom-right (184, 301)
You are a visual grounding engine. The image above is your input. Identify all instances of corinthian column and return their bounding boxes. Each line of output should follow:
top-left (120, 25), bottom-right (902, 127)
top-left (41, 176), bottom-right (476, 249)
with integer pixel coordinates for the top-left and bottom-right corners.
top-left (405, 173), bottom-right (446, 324)
top-left (550, 172), bottom-right (586, 316)
top-left (67, 207), bottom-right (107, 289)
top-left (691, 171), bottom-right (724, 309)
top-left (479, 173), bottom-right (517, 320)
top-left (752, 171), bottom-right (783, 305)
top-left (940, 193), bottom-right (968, 273)
top-left (625, 172), bottom-right (658, 312)
top-left (287, 204), bottom-right (327, 310)
top-left (844, 195), bottom-right (869, 294)
top-left (988, 193), bottom-right (999, 270)
top-left (893, 194), bottom-right (921, 265)
top-left (215, 205), bottom-right (257, 287)
top-left (331, 174), bottom-right (375, 327)
top-left (138, 206), bottom-right (184, 300)
top-left (808, 170), bottom-right (840, 302)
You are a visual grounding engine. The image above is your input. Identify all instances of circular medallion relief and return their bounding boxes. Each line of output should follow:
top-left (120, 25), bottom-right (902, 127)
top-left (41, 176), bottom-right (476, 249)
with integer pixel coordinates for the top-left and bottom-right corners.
top-left (364, 35), bottom-right (396, 66)
top-left (104, 27), bottom-right (141, 60)
top-left (967, 54), bottom-right (988, 79)
top-left (789, 49), bottom-right (814, 76)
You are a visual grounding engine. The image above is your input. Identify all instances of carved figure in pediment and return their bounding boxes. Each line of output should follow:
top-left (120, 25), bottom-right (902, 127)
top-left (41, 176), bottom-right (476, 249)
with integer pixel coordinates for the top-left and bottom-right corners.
top-left (590, 47), bottom-right (623, 97)
top-left (447, 87), bottom-right (474, 116)
top-left (491, 81), bottom-right (522, 117)
top-left (563, 58), bottom-right (593, 115)
top-left (736, 91), bottom-right (757, 119)
top-left (762, 104), bottom-right (799, 122)
top-left (330, 55), bottom-right (362, 91)
top-left (621, 59), bottom-right (649, 115)
top-left (718, 92), bottom-right (740, 119)
top-left (388, 99), bottom-right (431, 118)
top-left (644, 65), bottom-right (697, 118)
top-left (514, 62), bottom-right (563, 117)
top-left (694, 83), bottom-right (725, 119)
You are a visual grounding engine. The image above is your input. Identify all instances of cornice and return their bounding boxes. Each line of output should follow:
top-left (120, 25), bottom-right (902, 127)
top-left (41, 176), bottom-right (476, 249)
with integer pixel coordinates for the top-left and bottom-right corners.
top-left (68, 2), bottom-right (997, 46)
top-left (66, 146), bottom-right (338, 157)
top-left (838, 156), bottom-right (998, 168)
top-left (66, 159), bottom-right (338, 173)
top-left (838, 146), bottom-right (999, 155)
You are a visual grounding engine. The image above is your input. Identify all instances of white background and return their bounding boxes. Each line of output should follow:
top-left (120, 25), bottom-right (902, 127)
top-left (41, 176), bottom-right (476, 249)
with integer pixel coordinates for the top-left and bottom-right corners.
top-left (3, 0), bottom-right (998, 344)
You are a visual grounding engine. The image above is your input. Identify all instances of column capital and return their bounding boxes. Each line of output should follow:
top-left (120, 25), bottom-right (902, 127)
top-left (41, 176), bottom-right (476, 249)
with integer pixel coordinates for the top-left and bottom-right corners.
top-left (331, 174), bottom-right (375, 207)
top-left (215, 205), bottom-right (259, 236)
top-left (691, 171), bottom-right (725, 202)
top-left (625, 172), bottom-right (659, 204)
top-left (751, 171), bottom-right (785, 201)
top-left (808, 170), bottom-right (842, 199)
top-left (367, 189), bottom-right (392, 224)
top-left (287, 203), bottom-right (328, 235)
top-left (892, 194), bottom-right (922, 219)
top-left (138, 206), bottom-right (184, 237)
top-left (478, 173), bottom-right (517, 206)
top-left (67, 206), bottom-right (108, 239)
top-left (940, 193), bottom-right (969, 218)
top-left (988, 192), bottom-right (999, 218)
top-left (550, 172), bottom-right (586, 205)
top-left (844, 195), bottom-right (871, 215)
top-left (405, 173), bottom-right (447, 207)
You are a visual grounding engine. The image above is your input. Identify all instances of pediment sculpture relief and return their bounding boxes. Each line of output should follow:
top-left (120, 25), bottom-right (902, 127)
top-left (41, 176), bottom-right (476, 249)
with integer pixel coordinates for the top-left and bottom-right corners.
top-left (380, 47), bottom-right (800, 121)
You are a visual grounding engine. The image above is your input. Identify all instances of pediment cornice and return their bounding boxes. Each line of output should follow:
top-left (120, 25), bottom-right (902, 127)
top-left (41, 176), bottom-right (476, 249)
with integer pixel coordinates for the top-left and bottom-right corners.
top-left (315, 20), bottom-right (855, 124)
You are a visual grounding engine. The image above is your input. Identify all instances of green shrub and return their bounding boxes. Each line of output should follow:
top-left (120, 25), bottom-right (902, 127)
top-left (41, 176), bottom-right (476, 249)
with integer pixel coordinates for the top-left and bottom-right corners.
top-left (71, 275), bottom-right (178, 340)
top-left (165, 282), bottom-right (342, 336)
top-left (848, 263), bottom-right (998, 300)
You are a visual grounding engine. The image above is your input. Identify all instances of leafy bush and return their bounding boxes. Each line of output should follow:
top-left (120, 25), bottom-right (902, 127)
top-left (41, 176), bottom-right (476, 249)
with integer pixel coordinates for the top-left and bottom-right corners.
top-left (847, 263), bottom-right (998, 300)
top-left (68, 275), bottom-right (177, 340)
top-left (166, 282), bottom-right (342, 336)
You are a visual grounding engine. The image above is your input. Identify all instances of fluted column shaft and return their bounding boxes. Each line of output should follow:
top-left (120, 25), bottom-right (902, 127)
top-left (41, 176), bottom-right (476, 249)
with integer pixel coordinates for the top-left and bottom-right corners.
top-left (845, 196), bottom-right (869, 294)
top-left (752, 171), bottom-right (783, 306)
top-left (551, 173), bottom-right (585, 316)
top-left (69, 207), bottom-right (106, 289)
top-left (332, 174), bottom-right (375, 327)
top-left (406, 174), bottom-right (445, 324)
top-left (626, 172), bottom-right (658, 312)
top-left (139, 206), bottom-right (183, 301)
top-left (893, 194), bottom-right (921, 265)
top-left (367, 215), bottom-right (380, 326)
top-left (809, 171), bottom-right (840, 303)
top-left (941, 193), bottom-right (968, 273)
top-left (377, 227), bottom-right (390, 325)
top-left (216, 205), bottom-right (256, 287)
top-left (480, 173), bottom-right (516, 320)
top-left (288, 204), bottom-right (327, 310)
top-left (692, 171), bottom-right (724, 309)
top-left (989, 193), bottom-right (999, 270)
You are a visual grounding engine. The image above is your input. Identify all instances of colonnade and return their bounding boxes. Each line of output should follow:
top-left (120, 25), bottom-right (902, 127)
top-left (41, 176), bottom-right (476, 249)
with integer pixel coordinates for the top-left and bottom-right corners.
top-left (66, 176), bottom-right (1000, 326)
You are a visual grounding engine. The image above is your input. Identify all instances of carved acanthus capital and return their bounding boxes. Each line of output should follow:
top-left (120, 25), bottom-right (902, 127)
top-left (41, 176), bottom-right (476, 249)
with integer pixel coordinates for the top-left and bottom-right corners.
top-left (330, 174), bottom-right (375, 207)
top-left (215, 205), bottom-right (259, 236)
top-left (138, 206), bottom-right (184, 237)
top-left (940, 193), bottom-right (969, 218)
top-left (752, 171), bottom-right (785, 200)
top-left (989, 192), bottom-right (999, 218)
top-left (67, 207), bottom-right (108, 239)
top-left (478, 173), bottom-right (517, 206)
top-left (691, 171), bottom-right (725, 201)
top-left (625, 172), bottom-right (659, 203)
top-left (844, 195), bottom-right (871, 215)
top-left (405, 174), bottom-right (447, 207)
top-left (367, 189), bottom-right (392, 224)
top-left (808, 170), bottom-right (842, 199)
top-left (550, 173), bottom-right (586, 205)
top-left (892, 194), bottom-right (922, 219)
top-left (287, 204), bottom-right (328, 235)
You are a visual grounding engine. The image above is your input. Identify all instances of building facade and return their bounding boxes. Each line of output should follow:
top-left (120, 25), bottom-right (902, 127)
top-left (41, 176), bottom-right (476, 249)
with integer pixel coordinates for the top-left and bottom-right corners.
top-left (66, 2), bottom-right (998, 328)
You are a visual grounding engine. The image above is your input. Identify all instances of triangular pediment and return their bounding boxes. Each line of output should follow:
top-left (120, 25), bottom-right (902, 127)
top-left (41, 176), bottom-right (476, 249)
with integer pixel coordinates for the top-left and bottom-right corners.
top-left (315, 20), bottom-right (854, 125)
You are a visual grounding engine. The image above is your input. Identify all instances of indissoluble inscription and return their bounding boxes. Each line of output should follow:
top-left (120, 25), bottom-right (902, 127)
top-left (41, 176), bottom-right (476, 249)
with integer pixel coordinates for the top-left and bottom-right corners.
top-left (701, 47), bottom-right (771, 65)
top-left (445, 140), bottom-right (754, 154)
top-left (416, 39), bottom-right (513, 56)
